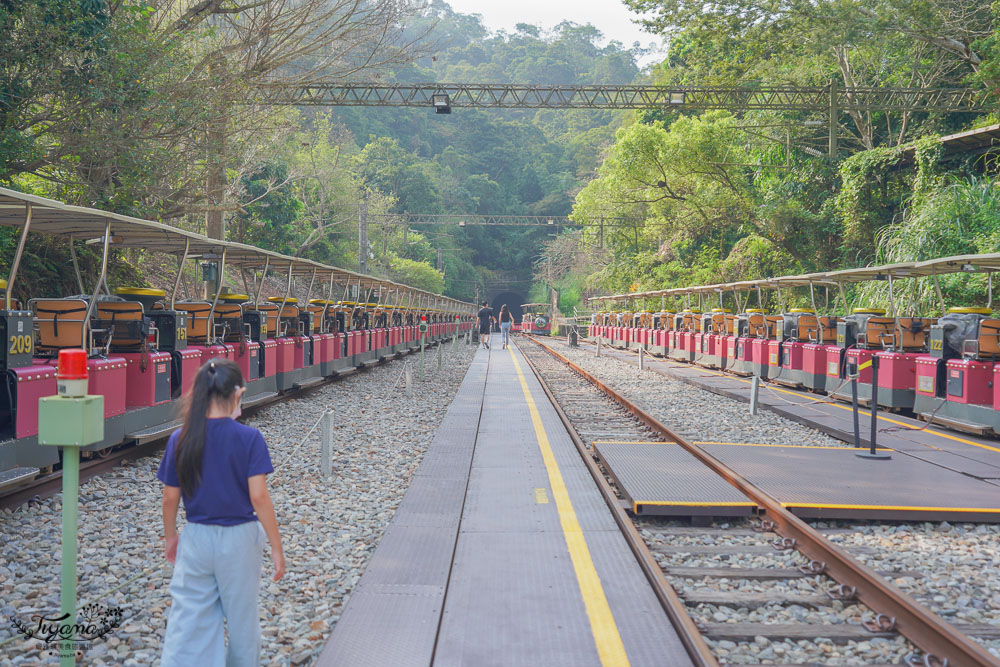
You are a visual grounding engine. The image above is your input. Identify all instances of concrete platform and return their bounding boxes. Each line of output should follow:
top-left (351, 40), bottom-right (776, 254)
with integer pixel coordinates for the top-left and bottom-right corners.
top-left (596, 441), bottom-right (1000, 522)
top-left (578, 341), bottom-right (1000, 483)
top-left (317, 339), bottom-right (693, 667)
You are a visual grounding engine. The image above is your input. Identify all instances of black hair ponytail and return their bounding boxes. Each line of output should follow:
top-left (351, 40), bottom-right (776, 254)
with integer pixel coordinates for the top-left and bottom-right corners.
top-left (175, 359), bottom-right (244, 497)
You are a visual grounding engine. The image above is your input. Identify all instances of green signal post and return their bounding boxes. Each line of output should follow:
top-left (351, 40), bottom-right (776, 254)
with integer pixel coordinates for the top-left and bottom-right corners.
top-left (38, 348), bottom-right (105, 667)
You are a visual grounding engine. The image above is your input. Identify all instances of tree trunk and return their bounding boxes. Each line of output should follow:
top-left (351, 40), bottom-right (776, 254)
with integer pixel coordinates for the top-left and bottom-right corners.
top-left (205, 58), bottom-right (227, 241)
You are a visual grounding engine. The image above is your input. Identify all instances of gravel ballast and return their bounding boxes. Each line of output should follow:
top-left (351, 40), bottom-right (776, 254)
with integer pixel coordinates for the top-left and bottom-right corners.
top-left (0, 341), bottom-right (475, 667)
top-left (536, 338), bottom-right (1000, 661)
top-left (546, 340), bottom-right (843, 447)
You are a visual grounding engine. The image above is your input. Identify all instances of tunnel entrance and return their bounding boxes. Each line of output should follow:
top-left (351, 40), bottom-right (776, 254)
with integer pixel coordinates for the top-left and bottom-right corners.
top-left (491, 292), bottom-right (525, 323)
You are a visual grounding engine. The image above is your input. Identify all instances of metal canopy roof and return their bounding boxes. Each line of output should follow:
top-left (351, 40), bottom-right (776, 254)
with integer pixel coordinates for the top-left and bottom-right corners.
top-left (588, 253), bottom-right (1000, 304)
top-left (0, 187), bottom-right (472, 311)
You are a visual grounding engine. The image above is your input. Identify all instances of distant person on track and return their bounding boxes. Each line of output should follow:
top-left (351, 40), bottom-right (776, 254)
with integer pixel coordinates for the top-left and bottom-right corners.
top-left (477, 301), bottom-right (495, 349)
top-left (498, 304), bottom-right (514, 349)
top-left (157, 359), bottom-right (285, 667)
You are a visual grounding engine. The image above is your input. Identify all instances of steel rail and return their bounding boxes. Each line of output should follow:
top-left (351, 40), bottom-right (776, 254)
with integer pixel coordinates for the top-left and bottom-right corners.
top-left (524, 336), bottom-right (999, 667)
top-left (517, 340), bottom-right (718, 667)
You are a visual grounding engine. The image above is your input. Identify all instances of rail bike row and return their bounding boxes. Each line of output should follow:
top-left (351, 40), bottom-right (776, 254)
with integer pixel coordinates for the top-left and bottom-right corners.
top-left (589, 253), bottom-right (1000, 438)
top-left (0, 187), bottom-right (475, 492)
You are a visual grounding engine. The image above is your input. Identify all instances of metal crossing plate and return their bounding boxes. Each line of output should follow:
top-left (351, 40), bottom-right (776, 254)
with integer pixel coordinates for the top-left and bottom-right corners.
top-left (595, 441), bottom-right (754, 516)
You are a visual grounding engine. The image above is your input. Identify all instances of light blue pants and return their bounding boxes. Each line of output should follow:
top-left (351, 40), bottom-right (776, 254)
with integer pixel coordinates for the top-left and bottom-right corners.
top-left (161, 521), bottom-right (264, 667)
top-left (500, 321), bottom-right (511, 346)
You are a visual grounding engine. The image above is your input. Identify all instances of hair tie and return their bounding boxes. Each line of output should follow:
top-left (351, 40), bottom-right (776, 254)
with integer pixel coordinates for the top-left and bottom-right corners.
top-left (209, 361), bottom-right (216, 372)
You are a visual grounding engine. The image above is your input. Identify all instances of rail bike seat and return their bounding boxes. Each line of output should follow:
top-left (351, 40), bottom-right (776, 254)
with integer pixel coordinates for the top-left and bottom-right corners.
top-left (813, 316), bottom-right (839, 343)
top-left (213, 303), bottom-right (245, 342)
top-left (261, 299), bottom-right (300, 336)
top-left (764, 315), bottom-right (783, 339)
top-left (897, 317), bottom-right (936, 351)
top-left (709, 310), bottom-right (730, 333)
top-left (94, 301), bottom-right (149, 352)
top-left (307, 303), bottom-right (333, 333)
top-left (748, 313), bottom-right (768, 338)
top-left (30, 298), bottom-right (89, 352)
top-left (963, 318), bottom-right (1000, 360)
top-left (174, 302), bottom-right (213, 345)
top-left (863, 317), bottom-right (897, 349)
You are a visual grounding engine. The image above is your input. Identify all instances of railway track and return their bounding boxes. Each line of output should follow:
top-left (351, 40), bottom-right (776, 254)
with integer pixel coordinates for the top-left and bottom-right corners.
top-left (0, 344), bottom-right (431, 510)
top-left (517, 335), bottom-right (999, 667)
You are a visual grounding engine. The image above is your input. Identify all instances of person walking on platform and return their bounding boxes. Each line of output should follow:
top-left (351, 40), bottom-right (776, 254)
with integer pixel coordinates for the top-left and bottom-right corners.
top-left (498, 304), bottom-right (514, 349)
top-left (477, 301), bottom-right (495, 349)
top-left (157, 359), bottom-right (285, 667)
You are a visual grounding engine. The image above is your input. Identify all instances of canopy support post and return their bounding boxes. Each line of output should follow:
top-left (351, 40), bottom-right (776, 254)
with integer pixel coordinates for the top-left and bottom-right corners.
top-left (931, 269), bottom-right (945, 314)
top-left (253, 258), bottom-right (270, 305)
top-left (206, 247), bottom-right (228, 343)
top-left (82, 221), bottom-right (112, 349)
top-left (68, 235), bottom-right (85, 295)
top-left (7, 204), bottom-right (32, 310)
top-left (170, 239), bottom-right (190, 310)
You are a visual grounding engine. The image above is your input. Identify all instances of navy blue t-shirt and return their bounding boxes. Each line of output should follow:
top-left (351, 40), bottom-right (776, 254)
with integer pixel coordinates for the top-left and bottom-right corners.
top-left (156, 418), bottom-right (274, 526)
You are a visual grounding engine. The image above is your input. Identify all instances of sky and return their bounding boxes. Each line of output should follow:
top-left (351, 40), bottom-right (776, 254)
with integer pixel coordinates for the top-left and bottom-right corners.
top-left (443, 0), bottom-right (666, 65)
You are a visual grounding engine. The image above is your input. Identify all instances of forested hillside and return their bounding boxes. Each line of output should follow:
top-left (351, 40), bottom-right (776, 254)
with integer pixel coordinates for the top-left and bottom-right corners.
top-left (3, 0), bottom-right (997, 310)
top-left (0, 0), bottom-right (641, 302)
top-left (550, 0), bottom-right (1000, 313)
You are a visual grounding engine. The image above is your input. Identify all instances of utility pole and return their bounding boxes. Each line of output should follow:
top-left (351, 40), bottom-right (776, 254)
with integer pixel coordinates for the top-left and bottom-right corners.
top-left (358, 198), bottom-right (369, 273)
top-left (437, 248), bottom-right (443, 272)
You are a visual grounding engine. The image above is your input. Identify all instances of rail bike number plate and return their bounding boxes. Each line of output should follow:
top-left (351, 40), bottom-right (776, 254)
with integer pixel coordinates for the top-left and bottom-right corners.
top-left (8, 334), bottom-right (32, 355)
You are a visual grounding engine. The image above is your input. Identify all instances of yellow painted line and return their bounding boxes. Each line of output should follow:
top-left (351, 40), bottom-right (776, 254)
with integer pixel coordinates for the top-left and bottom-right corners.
top-left (636, 501), bottom-right (757, 508)
top-left (693, 441), bottom-right (892, 451)
top-left (535, 487), bottom-right (550, 504)
top-left (597, 439), bottom-right (888, 451)
top-left (593, 440), bottom-right (674, 445)
top-left (508, 347), bottom-right (630, 666)
top-left (857, 360), bottom-right (872, 372)
top-left (781, 502), bottom-right (1000, 513)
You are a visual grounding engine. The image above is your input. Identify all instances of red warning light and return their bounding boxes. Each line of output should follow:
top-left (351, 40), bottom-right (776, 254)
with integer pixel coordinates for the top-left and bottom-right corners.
top-left (57, 348), bottom-right (88, 380)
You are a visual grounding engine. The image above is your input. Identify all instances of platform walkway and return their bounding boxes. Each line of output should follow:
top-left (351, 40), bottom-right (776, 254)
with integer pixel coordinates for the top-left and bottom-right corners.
top-left (317, 339), bottom-right (692, 667)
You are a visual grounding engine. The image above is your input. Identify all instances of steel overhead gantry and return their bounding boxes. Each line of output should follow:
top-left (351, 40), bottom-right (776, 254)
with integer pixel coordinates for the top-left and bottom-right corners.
top-left (366, 213), bottom-right (636, 227)
top-left (260, 81), bottom-right (990, 157)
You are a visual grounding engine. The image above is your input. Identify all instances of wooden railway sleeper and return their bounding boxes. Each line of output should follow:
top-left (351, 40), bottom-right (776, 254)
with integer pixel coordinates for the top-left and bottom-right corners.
top-left (523, 336), bottom-right (1000, 667)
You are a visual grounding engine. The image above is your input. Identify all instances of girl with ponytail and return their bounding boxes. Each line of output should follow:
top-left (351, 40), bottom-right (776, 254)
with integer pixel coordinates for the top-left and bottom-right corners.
top-left (157, 359), bottom-right (285, 666)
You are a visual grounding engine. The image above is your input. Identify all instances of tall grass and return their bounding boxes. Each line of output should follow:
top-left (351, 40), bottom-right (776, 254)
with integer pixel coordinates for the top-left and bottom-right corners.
top-left (852, 177), bottom-right (1000, 315)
